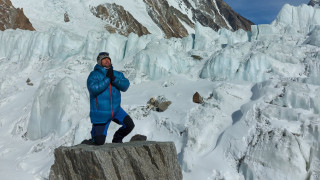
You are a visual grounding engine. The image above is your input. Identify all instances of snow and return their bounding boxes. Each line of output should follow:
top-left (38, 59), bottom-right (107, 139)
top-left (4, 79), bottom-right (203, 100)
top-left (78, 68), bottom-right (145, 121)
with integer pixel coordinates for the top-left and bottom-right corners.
top-left (0, 2), bottom-right (320, 180)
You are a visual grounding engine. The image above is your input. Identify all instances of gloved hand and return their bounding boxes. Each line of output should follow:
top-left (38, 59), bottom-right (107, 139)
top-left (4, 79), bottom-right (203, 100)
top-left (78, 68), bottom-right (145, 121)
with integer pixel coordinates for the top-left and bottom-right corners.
top-left (106, 66), bottom-right (115, 82)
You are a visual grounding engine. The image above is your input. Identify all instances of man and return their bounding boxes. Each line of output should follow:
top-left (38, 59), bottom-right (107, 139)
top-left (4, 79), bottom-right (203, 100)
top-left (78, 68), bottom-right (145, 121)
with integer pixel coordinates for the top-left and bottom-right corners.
top-left (87, 52), bottom-right (134, 145)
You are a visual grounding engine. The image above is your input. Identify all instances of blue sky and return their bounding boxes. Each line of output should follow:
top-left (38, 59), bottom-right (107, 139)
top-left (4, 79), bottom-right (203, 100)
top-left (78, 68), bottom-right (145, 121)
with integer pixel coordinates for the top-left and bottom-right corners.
top-left (224, 0), bottom-right (310, 24)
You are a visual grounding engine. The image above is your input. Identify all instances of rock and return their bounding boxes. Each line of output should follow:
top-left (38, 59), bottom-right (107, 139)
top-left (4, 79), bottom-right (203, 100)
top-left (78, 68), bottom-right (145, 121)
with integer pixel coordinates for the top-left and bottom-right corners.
top-left (191, 55), bottom-right (203, 60)
top-left (193, 92), bottom-right (203, 104)
top-left (215, 0), bottom-right (254, 31)
top-left (308, 0), bottom-right (320, 7)
top-left (130, 134), bottom-right (147, 142)
top-left (143, 0), bottom-right (192, 38)
top-left (91, 3), bottom-right (150, 37)
top-left (0, 0), bottom-right (35, 31)
top-left (80, 139), bottom-right (94, 145)
top-left (26, 78), bottom-right (33, 86)
top-left (158, 101), bottom-right (172, 112)
top-left (180, 0), bottom-right (253, 32)
top-left (64, 12), bottom-right (70, 22)
top-left (49, 141), bottom-right (182, 180)
top-left (147, 96), bottom-right (172, 112)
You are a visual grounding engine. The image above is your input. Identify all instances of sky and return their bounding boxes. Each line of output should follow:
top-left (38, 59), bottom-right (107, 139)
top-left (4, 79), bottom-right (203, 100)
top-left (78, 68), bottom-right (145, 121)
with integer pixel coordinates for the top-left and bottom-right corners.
top-left (224, 0), bottom-right (311, 24)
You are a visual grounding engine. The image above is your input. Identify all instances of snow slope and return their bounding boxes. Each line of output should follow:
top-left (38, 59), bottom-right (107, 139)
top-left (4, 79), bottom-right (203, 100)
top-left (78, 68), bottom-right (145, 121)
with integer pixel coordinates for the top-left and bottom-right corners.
top-left (0, 3), bottom-right (320, 180)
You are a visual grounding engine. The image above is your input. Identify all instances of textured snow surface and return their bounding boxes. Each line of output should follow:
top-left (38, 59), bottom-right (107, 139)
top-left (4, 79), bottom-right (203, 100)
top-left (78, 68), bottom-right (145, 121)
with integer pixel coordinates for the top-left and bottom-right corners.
top-left (0, 3), bottom-right (320, 180)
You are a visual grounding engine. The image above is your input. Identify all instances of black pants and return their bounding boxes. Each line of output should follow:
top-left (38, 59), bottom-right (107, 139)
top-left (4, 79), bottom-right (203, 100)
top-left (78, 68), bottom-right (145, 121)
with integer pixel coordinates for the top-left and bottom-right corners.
top-left (91, 115), bottom-right (135, 145)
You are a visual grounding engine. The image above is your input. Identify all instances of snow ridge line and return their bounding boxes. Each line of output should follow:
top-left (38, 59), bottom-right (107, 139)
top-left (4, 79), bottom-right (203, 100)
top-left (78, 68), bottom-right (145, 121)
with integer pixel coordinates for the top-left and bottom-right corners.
top-left (212, 0), bottom-right (232, 30)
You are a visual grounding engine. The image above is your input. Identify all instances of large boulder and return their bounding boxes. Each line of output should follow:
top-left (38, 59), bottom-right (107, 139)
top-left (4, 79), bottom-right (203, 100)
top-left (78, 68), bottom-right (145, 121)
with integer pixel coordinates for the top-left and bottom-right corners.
top-left (147, 96), bottom-right (172, 112)
top-left (49, 141), bottom-right (182, 180)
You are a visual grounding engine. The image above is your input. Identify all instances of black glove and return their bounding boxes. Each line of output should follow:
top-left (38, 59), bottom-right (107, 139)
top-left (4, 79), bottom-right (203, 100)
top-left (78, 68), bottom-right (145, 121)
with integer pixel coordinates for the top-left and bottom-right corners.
top-left (106, 66), bottom-right (115, 82)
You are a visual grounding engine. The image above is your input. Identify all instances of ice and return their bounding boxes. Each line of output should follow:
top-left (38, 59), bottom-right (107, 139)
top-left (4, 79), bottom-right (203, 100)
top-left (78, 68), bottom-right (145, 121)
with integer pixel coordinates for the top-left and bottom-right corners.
top-left (27, 77), bottom-right (89, 140)
top-left (132, 36), bottom-right (195, 80)
top-left (304, 26), bottom-right (320, 47)
top-left (194, 22), bottom-right (249, 51)
top-left (0, 2), bottom-right (320, 180)
top-left (272, 4), bottom-right (320, 34)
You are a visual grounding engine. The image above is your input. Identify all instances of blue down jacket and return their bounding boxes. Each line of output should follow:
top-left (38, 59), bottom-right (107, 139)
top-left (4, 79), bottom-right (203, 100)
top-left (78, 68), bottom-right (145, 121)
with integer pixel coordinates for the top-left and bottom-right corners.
top-left (87, 64), bottom-right (130, 124)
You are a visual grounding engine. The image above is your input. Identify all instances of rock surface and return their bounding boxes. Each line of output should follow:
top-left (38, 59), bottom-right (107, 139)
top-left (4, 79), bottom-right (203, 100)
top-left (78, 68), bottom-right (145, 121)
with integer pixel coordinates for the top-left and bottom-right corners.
top-left (90, 0), bottom-right (254, 38)
top-left (0, 0), bottom-right (34, 31)
top-left (143, 0), bottom-right (193, 38)
top-left (91, 3), bottom-right (150, 37)
top-left (130, 134), bottom-right (147, 142)
top-left (308, 0), bottom-right (320, 7)
top-left (148, 96), bottom-right (172, 112)
top-left (193, 92), bottom-right (203, 104)
top-left (49, 141), bottom-right (182, 180)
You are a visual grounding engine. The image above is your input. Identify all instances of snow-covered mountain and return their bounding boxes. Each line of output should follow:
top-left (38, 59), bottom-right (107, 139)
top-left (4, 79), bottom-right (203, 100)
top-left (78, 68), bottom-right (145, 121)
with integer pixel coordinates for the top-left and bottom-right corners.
top-left (5, 0), bottom-right (253, 38)
top-left (0, 1), bottom-right (319, 180)
top-left (0, 0), bottom-right (34, 31)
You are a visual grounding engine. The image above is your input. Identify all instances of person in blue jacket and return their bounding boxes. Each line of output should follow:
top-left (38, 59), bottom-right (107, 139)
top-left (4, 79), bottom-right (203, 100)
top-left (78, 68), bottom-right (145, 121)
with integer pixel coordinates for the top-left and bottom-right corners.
top-left (87, 52), bottom-right (134, 145)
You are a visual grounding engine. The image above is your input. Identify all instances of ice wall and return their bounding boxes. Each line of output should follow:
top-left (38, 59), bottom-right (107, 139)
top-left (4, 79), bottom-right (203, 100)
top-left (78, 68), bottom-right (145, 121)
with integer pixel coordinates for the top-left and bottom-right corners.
top-left (194, 22), bottom-right (249, 51)
top-left (238, 80), bottom-right (320, 179)
top-left (304, 26), bottom-right (320, 47)
top-left (27, 77), bottom-right (89, 141)
top-left (272, 4), bottom-right (320, 34)
top-left (200, 40), bottom-right (307, 82)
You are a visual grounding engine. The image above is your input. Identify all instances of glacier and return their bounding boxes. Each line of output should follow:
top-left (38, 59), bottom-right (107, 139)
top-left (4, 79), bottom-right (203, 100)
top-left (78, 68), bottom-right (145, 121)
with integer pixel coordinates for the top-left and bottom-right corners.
top-left (0, 3), bottom-right (320, 180)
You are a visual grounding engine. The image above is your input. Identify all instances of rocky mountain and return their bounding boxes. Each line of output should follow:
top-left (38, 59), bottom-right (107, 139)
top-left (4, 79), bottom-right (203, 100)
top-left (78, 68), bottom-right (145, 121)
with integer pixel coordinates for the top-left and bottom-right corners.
top-left (91, 0), bottom-right (254, 38)
top-left (91, 3), bottom-right (150, 37)
top-left (4, 0), bottom-right (253, 38)
top-left (0, 0), bottom-right (34, 31)
top-left (308, 0), bottom-right (320, 6)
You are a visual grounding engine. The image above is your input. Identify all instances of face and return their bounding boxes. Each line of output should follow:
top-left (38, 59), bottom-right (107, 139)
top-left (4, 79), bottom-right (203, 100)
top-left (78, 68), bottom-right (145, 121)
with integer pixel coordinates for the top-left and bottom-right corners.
top-left (101, 58), bottom-right (111, 68)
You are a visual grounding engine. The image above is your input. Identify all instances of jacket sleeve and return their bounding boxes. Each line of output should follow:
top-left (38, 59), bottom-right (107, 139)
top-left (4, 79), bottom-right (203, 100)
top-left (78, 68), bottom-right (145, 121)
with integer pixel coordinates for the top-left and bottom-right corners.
top-left (112, 71), bottom-right (130, 92)
top-left (87, 72), bottom-right (111, 96)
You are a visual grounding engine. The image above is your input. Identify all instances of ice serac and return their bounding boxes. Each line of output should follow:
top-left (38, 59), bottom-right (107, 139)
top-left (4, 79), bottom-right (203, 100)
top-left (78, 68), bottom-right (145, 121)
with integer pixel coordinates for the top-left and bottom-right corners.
top-left (0, 0), bottom-right (34, 31)
top-left (91, 3), bottom-right (150, 37)
top-left (271, 4), bottom-right (320, 33)
top-left (27, 77), bottom-right (89, 141)
top-left (49, 141), bottom-right (182, 180)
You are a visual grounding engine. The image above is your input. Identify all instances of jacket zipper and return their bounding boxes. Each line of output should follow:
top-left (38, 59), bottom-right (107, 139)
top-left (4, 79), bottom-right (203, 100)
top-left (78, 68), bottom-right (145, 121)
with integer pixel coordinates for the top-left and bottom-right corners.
top-left (96, 97), bottom-right (99, 110)
top-left (110, 84), bottom-right (113, 119)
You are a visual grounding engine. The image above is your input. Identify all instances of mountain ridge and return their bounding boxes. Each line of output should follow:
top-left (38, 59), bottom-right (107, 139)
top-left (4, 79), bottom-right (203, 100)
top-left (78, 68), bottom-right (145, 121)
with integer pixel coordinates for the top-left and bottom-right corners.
top-left (5, 0), bottom-right (253, 38)
top-left (0, 0), bottom-right (34, 31)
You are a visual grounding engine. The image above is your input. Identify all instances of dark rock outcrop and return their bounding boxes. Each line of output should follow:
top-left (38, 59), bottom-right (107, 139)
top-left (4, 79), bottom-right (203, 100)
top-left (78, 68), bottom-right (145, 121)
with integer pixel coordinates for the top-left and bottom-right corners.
top-left (49, 141), bottom-right (182, 180)
top-left (130, 134), bottom-right (147, 142)
top-left (215, 0), bottom-right (254, 31)
top-left (91, 3), bottom-right (150, 37)
top-left (91, 0), bottom-right (254, 38)
top-left (143, 0), bottom-right (194, 38)
top-left (64, 12), bottom-right (70, 22)
top-left (0, 0), bottom-right (35, 31)
top-left (308, 0), bottom-right (320, 6)
top-left (181, 0), bottom-right (253, 31)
